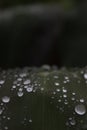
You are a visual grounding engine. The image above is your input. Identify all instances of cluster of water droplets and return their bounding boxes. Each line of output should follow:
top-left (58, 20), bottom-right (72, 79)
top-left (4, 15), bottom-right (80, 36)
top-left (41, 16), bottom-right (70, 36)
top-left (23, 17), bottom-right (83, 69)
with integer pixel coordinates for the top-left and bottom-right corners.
top-left (0, 66), bottom-right (87, 129)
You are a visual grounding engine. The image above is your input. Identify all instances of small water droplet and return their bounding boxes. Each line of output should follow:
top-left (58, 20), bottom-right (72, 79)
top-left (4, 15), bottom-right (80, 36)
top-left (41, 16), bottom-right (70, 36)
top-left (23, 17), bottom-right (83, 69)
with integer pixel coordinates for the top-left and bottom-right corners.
top-left (29, 119), bottom-right (32, 123)
top-left (75, 104), bottom-right (86, 115)
top-left (2, 96), bottom-right (10, 103)
top-left (19, 73), bottom-right (27, 78)
top-left (55, 82), bottom-right (60, 86)
top-left (80, 98), bottom-right (84, 103)
top-left (56, 88), bottom-right (60, 92)
top-left (62, 89), bottom-right (67, 93)
top-left (63, 94), bottom-right (67, 98)
top-left (23, 79), bottom-right (31, 85)
top-left (0, 80), bottom-right (5, 85)
top-left (71, 97), bottom-right (75, 101)
top-left (72, 93), bottom-right (76, 96)
top-left (41, 88), bottom-right (44, 91)
top-left (26, 87), bottom-right (33, 92)
top-left (17, 91), bottom-right (24, 97)
top-left (84, 73), bottom-right (87, 79)
top-left (12, 85), bottom-right (16, 89)
top-left (0, 109), bottom-right (3, 115)
top-left (54, 75), bottom-right (59, 79)
top-left (58, 99), bottom-right (61, 102)
top-left (70, 119), bottom-right (76, 126)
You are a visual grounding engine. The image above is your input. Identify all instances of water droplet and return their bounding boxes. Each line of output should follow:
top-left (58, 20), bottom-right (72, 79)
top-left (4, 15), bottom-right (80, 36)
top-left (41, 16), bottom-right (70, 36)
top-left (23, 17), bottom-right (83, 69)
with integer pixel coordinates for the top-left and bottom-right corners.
top-left (75, 104), bottom-right (86, 115)
top-left (41, 88), bottom-right (44, 91)
top-left (42, 65), bottom-right (50, 70)
top-left (72, 92), bottom-right (76, 96)
top-left (0, 109), bottom-right (3, 115)
top-left (12, 85), bottom-right (16, 89)
top-left (0, 80), bottom-right (5, 85)
top-left (62, 89), bottom-right (67, 93)
top-left (65, 76), bottom-right (69, 80)
top-left (26, 87), bottom-right (33, 92)
top-left (54, 75), bottom-right (59, 79)
top-left (2, 96), bottom-right (10, 103)
top-left (56, 88), bottom-right (60, 92)
top-left (63, 94), bottom-right (67, 98)
top-left (55, 82), bottom-right (60, 86)
top-left (19, 73), bottom-right (27, 78)
top-left (29, 119), bottom-right (32, 123)
top-left (58, 99), bottom-right (61, 102)
top-left (84, 73), bottom-right (87, 79)
top-left (80, 98), bottom-right (84, 103)
top-left (70, 119), bottom-right (76, 126)
top-left (71, 97), bottom-right (75, 101)
top-left (4, 126), bottom-right (8, 130)
top-left (17, 91), bottom-right (24, 97)
top-left (23, 79), bottom-right (31, 85)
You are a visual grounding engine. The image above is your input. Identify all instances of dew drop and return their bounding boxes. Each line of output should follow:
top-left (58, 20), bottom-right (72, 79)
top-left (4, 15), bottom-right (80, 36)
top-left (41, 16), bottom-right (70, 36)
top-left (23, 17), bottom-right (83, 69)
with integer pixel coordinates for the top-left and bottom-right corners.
top-left (0, 80), bottom-right (5, 85)
top-left (0, 109), bottom-right (3, 115)
top-left (4, 126), bottom-right (8, 130)
top-left (2, 96), bottom-right (10, 103)
top-left (62, 89), bottom-right (67, 93)
top-left (17, 91), bottom-right (24, 97)
top-left (29, 119), bottom-right (32, 123)
top-left (12, 85), bottom-right (16, 89)
top-left (19, 73), bottom-right (27, 78)
top-left (80, 98), bottom-right (84, 103)
top-left (63, 94), bottom-right (67, 98)
top-left (70, 119), bottom-right (76, 126)
top-left (40, 87), bottom-right (44, 91)
top-left (26, 87), bottom-right (33, 92)
top-left (75, 104), bottom-right (86, 115)
top-left (23, 79), bottom-right (31, 85)
top-left (56, 88), bottom-right (60, 92)
top-left (54, 75), bottom-right (59, 79)
top-left (55, 82), bottom-right (60, 86)
top-left (84, 73), bottom-right (87, 79)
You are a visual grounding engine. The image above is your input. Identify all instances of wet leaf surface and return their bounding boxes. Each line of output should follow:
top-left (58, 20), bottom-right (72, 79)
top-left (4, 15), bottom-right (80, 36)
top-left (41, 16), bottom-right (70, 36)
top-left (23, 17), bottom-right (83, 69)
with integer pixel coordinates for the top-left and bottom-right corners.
top-left (0, 66), bottom-right (87, 130)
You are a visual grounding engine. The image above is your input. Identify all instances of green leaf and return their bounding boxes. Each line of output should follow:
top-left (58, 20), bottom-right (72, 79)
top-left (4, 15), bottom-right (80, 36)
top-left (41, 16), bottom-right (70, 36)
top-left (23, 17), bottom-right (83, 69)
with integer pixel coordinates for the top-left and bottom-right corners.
top-left (0, 66), bottom-right (87, 130)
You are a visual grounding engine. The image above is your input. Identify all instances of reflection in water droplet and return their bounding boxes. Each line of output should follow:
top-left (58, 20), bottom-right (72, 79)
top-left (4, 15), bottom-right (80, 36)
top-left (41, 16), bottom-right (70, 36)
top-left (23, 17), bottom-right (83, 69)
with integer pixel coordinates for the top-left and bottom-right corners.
top-left (75, 104), bottom-right (86, 115)
top-left (2, 96), bottom-right (10, 103)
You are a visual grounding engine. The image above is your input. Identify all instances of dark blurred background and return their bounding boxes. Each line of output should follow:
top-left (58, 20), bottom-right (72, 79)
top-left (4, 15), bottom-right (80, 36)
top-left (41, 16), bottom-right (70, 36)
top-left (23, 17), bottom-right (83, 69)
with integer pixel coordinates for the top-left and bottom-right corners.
top-left (0, 0), bottom-right (87, 69)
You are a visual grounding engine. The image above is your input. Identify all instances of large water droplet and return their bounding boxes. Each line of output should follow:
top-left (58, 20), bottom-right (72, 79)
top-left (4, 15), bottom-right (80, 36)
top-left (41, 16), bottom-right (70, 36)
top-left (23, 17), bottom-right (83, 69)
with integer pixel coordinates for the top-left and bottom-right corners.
top-left (2, 96), bottom-right (10, 103)
top-left (75, 104), bottom-right (86, 115)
